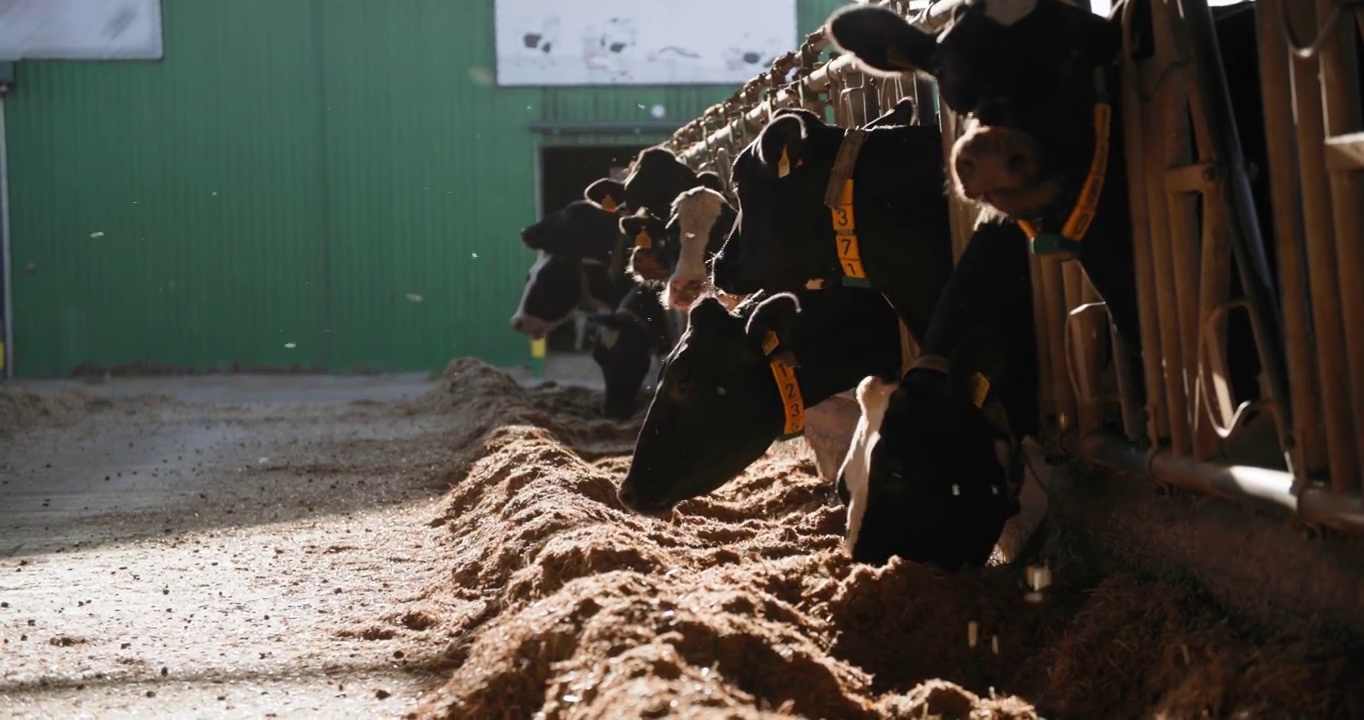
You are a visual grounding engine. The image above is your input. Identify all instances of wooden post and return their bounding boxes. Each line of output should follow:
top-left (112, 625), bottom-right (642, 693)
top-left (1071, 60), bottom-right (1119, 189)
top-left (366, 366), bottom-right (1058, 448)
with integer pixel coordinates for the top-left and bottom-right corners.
top-left (1286, 0), bottom-right (1358, 492)
top-left (1255, 0), bottom-right (1324, 484)
top-left (1120, 0), bottom-right (1169, 446)
top-left (1314, 0), bottom-right (1364, 492)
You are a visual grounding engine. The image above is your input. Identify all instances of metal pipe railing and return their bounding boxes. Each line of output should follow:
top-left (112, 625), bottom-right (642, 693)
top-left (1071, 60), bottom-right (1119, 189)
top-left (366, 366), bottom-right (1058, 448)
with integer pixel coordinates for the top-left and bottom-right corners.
top-left (1069, 433), bottom-right (1364, 534)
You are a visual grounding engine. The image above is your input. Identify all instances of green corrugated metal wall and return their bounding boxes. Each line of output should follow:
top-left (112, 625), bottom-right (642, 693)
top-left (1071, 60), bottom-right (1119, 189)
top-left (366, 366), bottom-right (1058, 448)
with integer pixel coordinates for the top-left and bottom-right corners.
top-left (3, 0), bottom-right (847, 377)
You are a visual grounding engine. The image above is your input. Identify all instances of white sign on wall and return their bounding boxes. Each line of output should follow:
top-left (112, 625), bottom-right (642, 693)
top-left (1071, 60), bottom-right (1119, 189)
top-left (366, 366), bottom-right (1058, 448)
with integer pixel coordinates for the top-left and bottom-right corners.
top-left (494, 0), bottom-right (797, 87)
top-left (0, 0), bottom-right (164, 61)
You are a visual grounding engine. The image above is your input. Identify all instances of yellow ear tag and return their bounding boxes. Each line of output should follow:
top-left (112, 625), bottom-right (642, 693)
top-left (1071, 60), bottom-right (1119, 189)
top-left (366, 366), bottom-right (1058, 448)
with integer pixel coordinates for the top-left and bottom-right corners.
top-left (970, 372), bottom-right (991, 409)
top-left (777, 147), bottom-right (792, 178)
top-left (600, 197), bottom-right (617, 212)
top-left (762, 330), bottom-right (781, 357)
top-left (634, 229), bottom-right (652, 249)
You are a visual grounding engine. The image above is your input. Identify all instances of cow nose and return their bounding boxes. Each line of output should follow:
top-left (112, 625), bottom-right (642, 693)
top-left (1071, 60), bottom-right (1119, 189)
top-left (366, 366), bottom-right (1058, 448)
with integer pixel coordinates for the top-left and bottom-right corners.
top-left (616, 481), bottom-right (637, 510)
top-left (511, 315), bottom-right (531, 333)
top-left (953, 127), bottom-right (1037, 201)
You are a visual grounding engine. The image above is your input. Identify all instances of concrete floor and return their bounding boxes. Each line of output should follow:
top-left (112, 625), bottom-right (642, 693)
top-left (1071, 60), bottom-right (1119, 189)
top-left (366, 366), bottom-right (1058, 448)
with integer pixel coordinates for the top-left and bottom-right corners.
top-left (6, 352), bottom-right (607, 405)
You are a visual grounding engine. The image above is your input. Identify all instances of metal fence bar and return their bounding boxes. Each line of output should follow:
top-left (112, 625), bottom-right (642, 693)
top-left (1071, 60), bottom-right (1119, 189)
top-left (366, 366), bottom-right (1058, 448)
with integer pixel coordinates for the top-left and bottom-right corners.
top-left (1312, 0), bottom-right (1364, 492)
top-left (1255, 0), bottom-right (1323, 485)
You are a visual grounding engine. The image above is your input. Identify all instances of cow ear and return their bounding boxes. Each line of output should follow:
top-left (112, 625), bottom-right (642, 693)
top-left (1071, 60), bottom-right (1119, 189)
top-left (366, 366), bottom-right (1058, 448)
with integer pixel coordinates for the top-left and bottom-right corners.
top-left (867, 96), bottom-right (918, 128)
top-left (688, 295), bottom-right (731, 331)
top-left (585, 178), bottom-right (626, 211)
top-left (520, 222), bottom-right (549, 251)
top-left (758, 115), bottom-right (807, 179)
top-left (827, 5), bottom-right (937, 77)
top-left (855, 375), bottom-right (898, 429)
top-left (695, 171), bottom-right (726, 193)
top-left (619, 214), bottom-right (643, 236)
top-left (744, 292), bottom-right (803, 366)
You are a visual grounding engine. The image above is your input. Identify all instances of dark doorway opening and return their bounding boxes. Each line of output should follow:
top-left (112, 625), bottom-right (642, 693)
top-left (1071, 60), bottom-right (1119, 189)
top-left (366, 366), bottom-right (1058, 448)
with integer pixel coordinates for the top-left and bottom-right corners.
top-left (538, 144), bottom-right (648, 353)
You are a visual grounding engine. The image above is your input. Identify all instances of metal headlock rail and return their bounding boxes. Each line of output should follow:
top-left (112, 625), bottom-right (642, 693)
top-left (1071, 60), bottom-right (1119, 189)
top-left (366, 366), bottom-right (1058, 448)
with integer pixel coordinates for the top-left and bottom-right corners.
top-left (664, 0), bottom-right (1364, 534)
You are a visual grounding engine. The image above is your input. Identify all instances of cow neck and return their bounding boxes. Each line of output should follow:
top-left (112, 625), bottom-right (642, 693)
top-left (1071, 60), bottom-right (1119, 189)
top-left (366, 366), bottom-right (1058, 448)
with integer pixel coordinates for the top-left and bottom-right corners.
top-left (760, 330), bottom-right (806, 440)
top-left (1015, 66), bottom-right (1115, 260)
top-left (758, 288), bottom-right (905, 441)
top-left (615, 299), bottom-right (669, 355)
top-left (578, 259), bottom-right (624, 312)
top-left (809, 128), bottom-right (923, 378)
top-left (910, 354), bottom-right (1015, 450)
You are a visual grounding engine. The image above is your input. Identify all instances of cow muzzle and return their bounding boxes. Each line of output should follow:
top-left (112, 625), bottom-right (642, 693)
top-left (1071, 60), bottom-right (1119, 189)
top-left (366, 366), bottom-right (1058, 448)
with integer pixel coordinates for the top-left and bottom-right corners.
top-left (510, 313), bottom-right (550, 340)
top-left (666, 277), bottom-right (706, 311)
top-left (616, 478), bottom-right (675, 517)
top-left (951, 124), bottom-right (1057, 219)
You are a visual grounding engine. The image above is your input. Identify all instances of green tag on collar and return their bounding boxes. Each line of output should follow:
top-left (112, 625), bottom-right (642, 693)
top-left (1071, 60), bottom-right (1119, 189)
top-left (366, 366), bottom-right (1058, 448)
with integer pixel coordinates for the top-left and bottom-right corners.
top-left (1029, 232), bottom-right (1084, 258)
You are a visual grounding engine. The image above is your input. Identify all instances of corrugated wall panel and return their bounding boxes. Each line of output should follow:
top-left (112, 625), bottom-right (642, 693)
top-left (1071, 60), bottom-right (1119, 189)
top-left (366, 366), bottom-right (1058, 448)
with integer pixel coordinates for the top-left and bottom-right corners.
top-left (317, 0), bottom-right (534, 372)
top-left (6, 1), bottom-right (330, 376)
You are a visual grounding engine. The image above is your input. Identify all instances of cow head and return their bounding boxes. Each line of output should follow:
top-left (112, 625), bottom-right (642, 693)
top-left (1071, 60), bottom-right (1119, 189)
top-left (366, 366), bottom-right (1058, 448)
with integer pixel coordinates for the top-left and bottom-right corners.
top-left (585, 311), bottom-right (655, 420)
top-left (584, 177), bottom-right (628, 211)
top-left (617, 292), bottom-right (806, 515)
top-left (623, 147), bottom-right (701, 218)
top-left (838, 367), bottom-right (1017, 571)
top-left (620, 209), bottom-right (675, 284)
top-left (520, 199), bottom-right (623, 258)
top-left (665, 187), bottom-right (735, 311)
top-left (696, 171), bottom-right (726, 194)
top-left (711, 109), bottom-right (843, 295)
top-left (828, 2), bottom-right (1118, 223)
top-left (511, 252), bottom-right (611, 339)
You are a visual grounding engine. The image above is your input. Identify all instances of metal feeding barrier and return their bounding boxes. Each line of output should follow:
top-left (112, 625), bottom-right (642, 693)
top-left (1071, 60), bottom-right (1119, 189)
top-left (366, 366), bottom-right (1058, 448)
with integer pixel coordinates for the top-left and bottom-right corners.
top-left (662, 0), bottom-right (1364, 533)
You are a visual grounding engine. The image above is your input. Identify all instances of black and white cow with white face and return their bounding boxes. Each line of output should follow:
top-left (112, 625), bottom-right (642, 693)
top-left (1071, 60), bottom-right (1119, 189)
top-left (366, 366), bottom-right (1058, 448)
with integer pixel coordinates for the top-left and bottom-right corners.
top-left (509, 197), bottom-right (631, 339)
top-left (660, 187), bottom-right (737, 310)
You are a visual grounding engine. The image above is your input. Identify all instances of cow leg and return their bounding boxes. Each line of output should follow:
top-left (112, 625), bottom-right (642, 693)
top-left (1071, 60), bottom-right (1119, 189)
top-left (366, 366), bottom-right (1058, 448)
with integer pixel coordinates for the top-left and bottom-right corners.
top-left (572, 311), bottom-right (590, 352)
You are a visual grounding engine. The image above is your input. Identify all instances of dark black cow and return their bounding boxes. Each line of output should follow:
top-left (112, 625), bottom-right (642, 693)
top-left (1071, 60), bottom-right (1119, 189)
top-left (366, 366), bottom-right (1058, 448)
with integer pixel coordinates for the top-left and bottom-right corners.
top-left (622, 146), bottom-right (705, 219)
top-left (839, 221), bottom-right (1037, 571)
top-left (710, 100), bottom-right (954, 343)
top-left (616, 285), bottom-right (904, 515)
top-left (585, 284), bottom-right (671, 419)
top-left (827, 0), bottom-right (1286, 419)
top-left (619, 209), bottom-right (675, 284)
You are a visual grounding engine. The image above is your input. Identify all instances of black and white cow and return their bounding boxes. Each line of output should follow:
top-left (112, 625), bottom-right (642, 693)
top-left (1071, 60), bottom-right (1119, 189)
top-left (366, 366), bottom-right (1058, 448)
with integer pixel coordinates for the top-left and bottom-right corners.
top-left (839, 222), bottom-right (1037, 571)
top-left (659, 187), bottom-right (739, 310)
top-left (616, 285), bottom-right (904, 515)
top-left (584, 283), bottom-right (671, 419)
top-left (619, 184), bottom-right (737, 307)
top-left (509, 198), bottom-right (633, 339)
top-left (710, 99), bottom-right (954, 342)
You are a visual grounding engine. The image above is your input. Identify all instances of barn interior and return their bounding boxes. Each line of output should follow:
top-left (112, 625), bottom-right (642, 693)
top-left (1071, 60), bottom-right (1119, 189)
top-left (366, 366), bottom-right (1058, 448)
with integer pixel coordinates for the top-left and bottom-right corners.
top-left (3, 0), bottom-right (1363, 718)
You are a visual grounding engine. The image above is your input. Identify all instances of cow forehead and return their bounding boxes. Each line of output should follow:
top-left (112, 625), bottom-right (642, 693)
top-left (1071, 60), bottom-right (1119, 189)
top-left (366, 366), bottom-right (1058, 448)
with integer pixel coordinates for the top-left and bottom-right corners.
top-left (974, 0), bottom-right (1038, 27)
